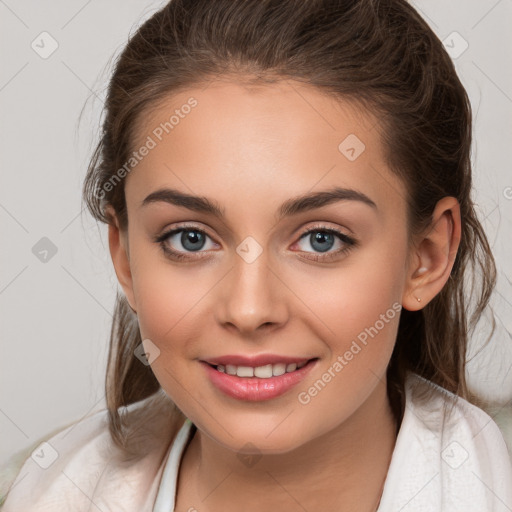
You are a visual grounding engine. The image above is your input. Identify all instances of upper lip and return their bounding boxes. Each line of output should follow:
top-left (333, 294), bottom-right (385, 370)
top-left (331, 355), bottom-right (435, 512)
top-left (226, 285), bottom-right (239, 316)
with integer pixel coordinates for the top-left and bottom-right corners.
top-left (202, 354), bottom-right (314, 367)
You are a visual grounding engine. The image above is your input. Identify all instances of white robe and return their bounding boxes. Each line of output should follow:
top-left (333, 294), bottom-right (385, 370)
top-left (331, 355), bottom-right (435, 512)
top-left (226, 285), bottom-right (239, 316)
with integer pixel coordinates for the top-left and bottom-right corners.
top-left (2, 372), bottom-right (512, 511)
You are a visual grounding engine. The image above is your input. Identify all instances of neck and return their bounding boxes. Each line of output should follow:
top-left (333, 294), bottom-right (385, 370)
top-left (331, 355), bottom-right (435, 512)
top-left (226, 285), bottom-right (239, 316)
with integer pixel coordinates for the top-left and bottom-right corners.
top-left (178, 379), bottom-right (398, 512)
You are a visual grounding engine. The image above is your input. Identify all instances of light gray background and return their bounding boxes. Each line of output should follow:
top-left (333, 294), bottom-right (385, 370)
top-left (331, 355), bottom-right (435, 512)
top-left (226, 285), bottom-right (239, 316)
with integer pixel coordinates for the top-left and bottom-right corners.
top-left (1, 0), bottom-right (511, 468)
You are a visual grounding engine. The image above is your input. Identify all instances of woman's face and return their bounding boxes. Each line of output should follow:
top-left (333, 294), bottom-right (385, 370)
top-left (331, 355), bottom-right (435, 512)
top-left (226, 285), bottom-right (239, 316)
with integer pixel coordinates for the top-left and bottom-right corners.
top-left (115, 79), bottom-right (415, 453)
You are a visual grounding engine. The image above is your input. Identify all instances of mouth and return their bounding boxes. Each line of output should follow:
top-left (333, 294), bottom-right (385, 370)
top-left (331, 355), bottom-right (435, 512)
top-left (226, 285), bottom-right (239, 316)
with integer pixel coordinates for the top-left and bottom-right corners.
top-left (206, 360), bottom-right (311, 378)
top-left (200, 357), bottom-right (319, 401)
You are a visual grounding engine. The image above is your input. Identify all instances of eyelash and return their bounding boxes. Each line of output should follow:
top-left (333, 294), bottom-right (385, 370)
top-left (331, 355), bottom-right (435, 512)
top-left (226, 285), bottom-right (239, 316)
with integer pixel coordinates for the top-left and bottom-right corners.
top-left (294, 225), bottom-right (357, 262)
top-left (154, 223), bottom-right (358, 262)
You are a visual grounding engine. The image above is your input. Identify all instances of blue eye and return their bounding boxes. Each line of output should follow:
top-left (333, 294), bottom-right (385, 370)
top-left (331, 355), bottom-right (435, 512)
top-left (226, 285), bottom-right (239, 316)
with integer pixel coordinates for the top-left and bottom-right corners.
top-left (155, 224), bottom-right (357, 262)
top-left (302, 231), bottom-right (336, 252)
top-left (156, 227), bottom-right (217, 260)
top-left (295, 227), bottom-right (357, 260)
top-left (172, 229), bottom-right (209, 252)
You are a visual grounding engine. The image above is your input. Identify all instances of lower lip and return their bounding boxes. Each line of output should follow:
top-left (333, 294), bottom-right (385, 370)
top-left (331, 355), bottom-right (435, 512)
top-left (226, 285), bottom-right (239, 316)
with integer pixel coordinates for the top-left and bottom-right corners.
top-left (201, 360), bottom-right (317, 401)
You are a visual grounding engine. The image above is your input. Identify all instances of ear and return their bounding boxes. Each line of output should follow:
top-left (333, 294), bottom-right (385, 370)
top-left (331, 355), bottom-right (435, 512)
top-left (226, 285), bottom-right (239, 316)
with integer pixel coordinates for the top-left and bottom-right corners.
top-left (105, 205), bottom-right (137, 313)
top-left (402, 196), bottom-right (461, 311)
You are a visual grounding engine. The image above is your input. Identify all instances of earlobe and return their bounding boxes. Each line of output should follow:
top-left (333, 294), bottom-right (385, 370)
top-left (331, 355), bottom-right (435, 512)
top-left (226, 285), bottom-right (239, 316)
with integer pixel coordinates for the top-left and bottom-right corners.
top-left (402, 197), bottom-right (461, 311)
top-left (105, 206), bottom-right (137, 313)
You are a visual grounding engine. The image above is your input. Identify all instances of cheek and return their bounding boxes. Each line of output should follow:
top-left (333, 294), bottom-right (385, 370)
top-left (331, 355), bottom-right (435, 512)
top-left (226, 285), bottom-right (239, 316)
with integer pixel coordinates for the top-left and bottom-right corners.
top-left (295, 260), bottom-right (403, 338)
top-left (130, 261), bottom-right (214, 406)
top-left (130, 252), bottom-right (214, 355)
top-left (291, 260), bottom-right (404, 431)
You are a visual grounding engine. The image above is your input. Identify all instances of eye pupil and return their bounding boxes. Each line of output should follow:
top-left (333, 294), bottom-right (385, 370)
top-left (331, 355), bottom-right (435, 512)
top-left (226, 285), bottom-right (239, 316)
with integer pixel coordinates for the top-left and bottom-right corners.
top-left (310, 231), bottom-right (334, 252)
top-left (181, 230), bottom-right (205, 251)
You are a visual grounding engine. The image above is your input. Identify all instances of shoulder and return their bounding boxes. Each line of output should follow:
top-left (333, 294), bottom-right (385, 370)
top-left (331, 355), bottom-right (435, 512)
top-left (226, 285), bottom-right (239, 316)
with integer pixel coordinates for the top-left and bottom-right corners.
top-left (0, 404), bottom-right (111, 510)
top-left (405, 371), bottom-right (511, 461)
top-left (380, 371), bottom-right (512, 511)
top-left (1, 390), bottom-right (185, 512)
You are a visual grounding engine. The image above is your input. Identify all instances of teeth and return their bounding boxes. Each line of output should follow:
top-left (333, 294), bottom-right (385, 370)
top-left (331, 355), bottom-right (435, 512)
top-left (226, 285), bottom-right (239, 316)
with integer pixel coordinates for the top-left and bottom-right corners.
top-left (216, 361), bottom-right (309, 378)
top-left (226, 364), bottom-right (237, 376)
top-left (236, 366), bottom-right (254, 378)
top-left (254, 364), bottom-right (273, 378)
top-left (273, 363), bottom-right (286, 376)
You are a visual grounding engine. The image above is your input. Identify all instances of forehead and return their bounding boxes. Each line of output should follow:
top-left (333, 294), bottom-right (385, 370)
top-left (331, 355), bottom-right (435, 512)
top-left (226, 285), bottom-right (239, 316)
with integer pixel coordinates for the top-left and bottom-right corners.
top-left (132, 78), bottom-right (377, 152)
top-left (126, 79), bottom-right (407, 218)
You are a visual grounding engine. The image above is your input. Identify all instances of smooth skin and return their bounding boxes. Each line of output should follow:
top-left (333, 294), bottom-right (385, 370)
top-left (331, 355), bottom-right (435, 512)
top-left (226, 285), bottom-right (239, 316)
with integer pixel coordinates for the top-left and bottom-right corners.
top-left (106, 78), bottom-right (461, 512)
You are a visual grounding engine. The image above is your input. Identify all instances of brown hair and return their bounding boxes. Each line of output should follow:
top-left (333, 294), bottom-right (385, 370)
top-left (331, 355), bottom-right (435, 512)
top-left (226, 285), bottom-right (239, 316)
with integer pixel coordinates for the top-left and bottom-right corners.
top-left (82, 0), bottom-right (496, 450)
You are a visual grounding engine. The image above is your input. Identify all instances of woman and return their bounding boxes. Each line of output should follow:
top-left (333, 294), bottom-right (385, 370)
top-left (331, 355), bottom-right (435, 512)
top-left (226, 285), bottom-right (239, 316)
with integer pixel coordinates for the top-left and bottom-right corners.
top-left (2, 1), bottom-right (511, 510)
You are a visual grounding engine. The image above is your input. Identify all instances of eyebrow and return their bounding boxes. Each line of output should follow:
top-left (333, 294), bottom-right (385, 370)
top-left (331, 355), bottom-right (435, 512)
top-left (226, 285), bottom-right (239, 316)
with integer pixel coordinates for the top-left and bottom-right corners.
top-left (140, 186), bottom-right (377, 220)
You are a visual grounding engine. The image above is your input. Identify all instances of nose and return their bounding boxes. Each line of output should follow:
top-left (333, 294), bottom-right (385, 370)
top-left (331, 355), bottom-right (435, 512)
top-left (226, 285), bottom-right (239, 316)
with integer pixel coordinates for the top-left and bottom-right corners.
top-left (214, 250), bottom-right (289, 337)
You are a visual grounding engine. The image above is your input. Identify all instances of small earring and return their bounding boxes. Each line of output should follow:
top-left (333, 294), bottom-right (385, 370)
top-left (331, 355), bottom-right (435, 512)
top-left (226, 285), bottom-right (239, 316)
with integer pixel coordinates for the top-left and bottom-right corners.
top-left (416, 297), bottom-right (421, 302)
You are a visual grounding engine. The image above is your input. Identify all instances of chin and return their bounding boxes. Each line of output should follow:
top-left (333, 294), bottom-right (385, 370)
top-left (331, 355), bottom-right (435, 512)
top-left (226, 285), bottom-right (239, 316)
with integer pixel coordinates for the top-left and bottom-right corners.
top-left (199, 416), bottom-right (313, 455)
